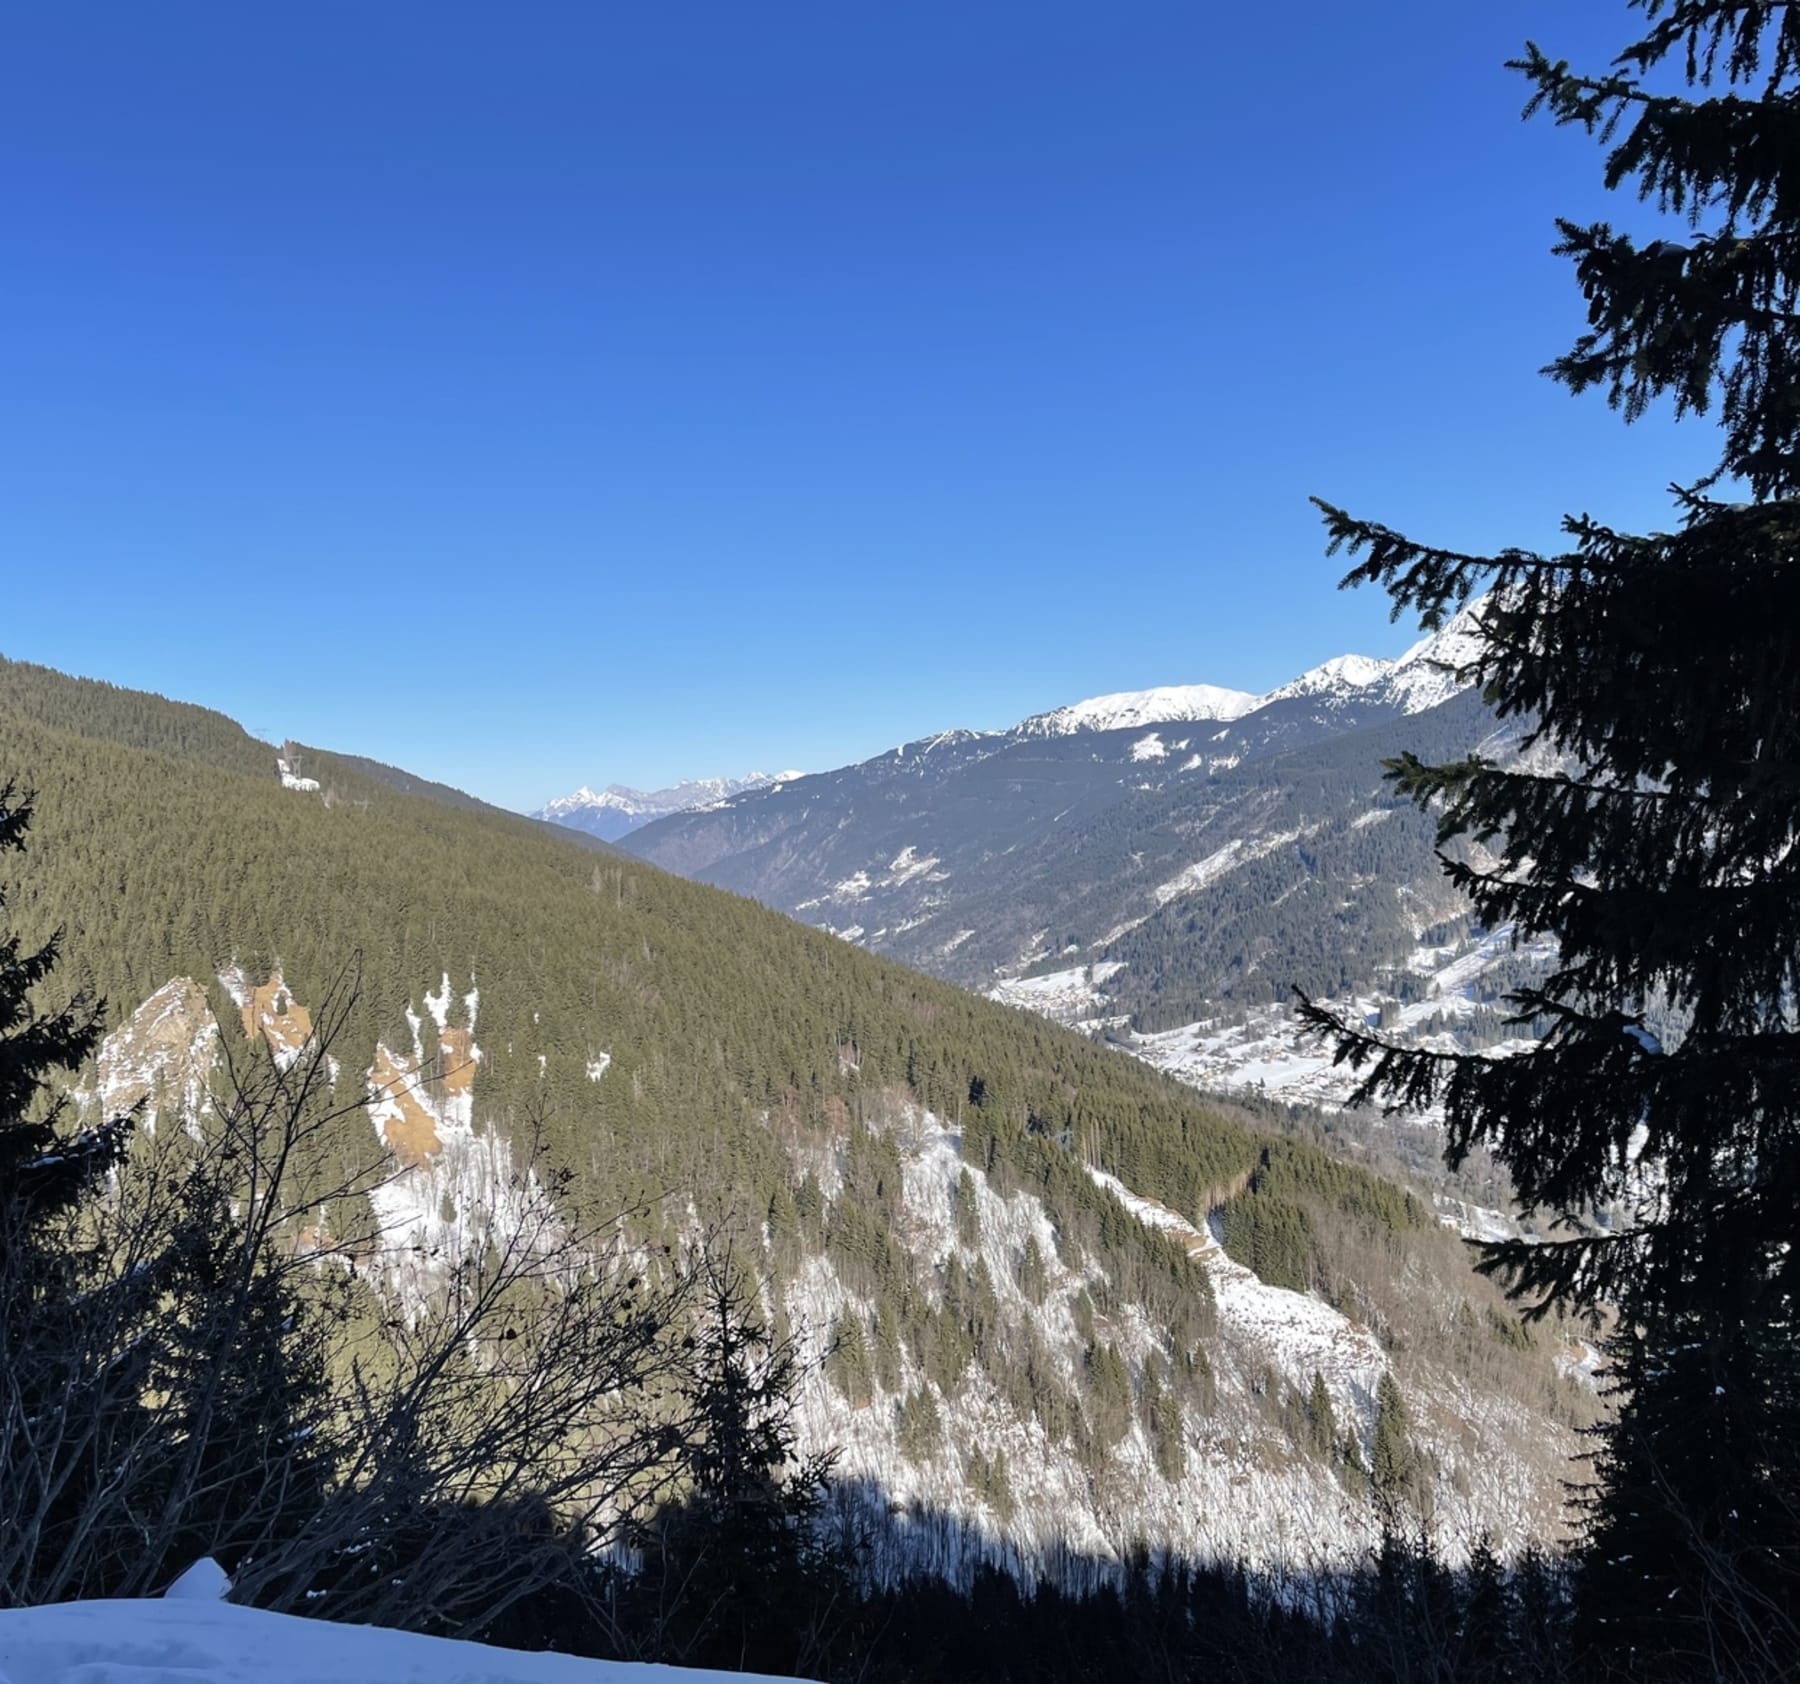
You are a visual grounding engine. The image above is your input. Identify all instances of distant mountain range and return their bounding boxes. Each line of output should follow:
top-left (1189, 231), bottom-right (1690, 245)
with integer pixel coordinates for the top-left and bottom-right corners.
top-left (612, 602), bottom-right (1553, 1176)
top-left (533, 615), bottom-right (1479, 847)
top-left (535, 771), bottom-right (803, 842)
top-left (616, 604), bottom-right (1488, 990)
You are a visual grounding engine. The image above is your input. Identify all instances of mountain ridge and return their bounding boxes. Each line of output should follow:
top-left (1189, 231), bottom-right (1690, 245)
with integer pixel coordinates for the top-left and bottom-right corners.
top-left (620, 604), bottom-right (1493, 993)
top-left (532, 600), bottom-right (1487, 841)
top-left (536, 771), bottom-right (805, 842)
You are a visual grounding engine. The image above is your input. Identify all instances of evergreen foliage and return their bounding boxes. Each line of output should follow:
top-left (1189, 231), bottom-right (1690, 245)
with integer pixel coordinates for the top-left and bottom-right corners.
top-left (1305, 1370), bottom-right (1338, 1462)
top-left (632, 1254), bottom-right (842, 1676)
top-left (0, 653), bottom-right (1291, 1339)
top-left (827, 1310), bottom-right (874, 1408)
top-left (1142, 1360), bottom-right (1186, 1482)
top-left (1369, 1373), bottom-right (1420, 1520)
top-left (953, 1166), bottom-right (980, 1250)
top-left (1299, 5), bottom-right (1800, 1674)
top-left (896, 1386), bottom-right (942, 1462)
top-left (0, 785), bottom-right (140, 1599)
top-left (1016, 1232), bottom-right (1048, 1305)
top-left (1082, 1341), bottom-right (1133, 1451)
top-left (0, 779), bottom-right (122, 1229)
top-left (1218, 1138), bottom-right (1424, 1294)
top-left (759, 1533), bottom-right (1575, 1684)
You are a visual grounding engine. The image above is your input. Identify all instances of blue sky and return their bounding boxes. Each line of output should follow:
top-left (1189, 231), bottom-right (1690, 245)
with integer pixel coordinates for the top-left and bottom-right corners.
top-left (3, 2), bottom-right (1717, 810)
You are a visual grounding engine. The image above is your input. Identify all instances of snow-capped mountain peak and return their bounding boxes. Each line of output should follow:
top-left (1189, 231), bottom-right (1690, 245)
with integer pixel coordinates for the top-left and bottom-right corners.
top-left (1381, 597), bottom-right (1489, 713)
top-left (535, 771), bottom-right (803, 842)
top-left (1004, 598), bottom-right (1491, 741)
top-left (1015, 683), bottom-right (1263, 738)
top-left (1259, 652), bottom-right (1396, 706)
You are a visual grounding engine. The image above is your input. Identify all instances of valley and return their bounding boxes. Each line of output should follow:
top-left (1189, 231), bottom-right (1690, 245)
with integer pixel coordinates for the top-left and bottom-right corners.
top-left (1, 651), bottom-right (1586, 1599)
top-left (597, 602), bottom-right (1545, 1220)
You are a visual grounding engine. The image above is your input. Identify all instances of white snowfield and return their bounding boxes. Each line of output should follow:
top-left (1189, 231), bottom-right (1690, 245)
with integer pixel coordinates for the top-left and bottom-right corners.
top-left (0, 1597), bottom-right (802, 1684)
top-left (1017, 683), bottom-right (1262, 737)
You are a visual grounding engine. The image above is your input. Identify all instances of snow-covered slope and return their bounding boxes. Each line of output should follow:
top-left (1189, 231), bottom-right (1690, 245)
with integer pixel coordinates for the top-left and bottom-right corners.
top-left (0, 1594), bottom-right (798, 1684)
top-left (785, 1102), bottom-right (1570, 1588)
top-left (537, 773), bottom-right (803, 842)
top-left (1375, 600), bottom-right (1488, 714)
top-left (1258, 653), bottom-right (1395, 706)
top-left (988, 913), bottom-right (1555, 1239)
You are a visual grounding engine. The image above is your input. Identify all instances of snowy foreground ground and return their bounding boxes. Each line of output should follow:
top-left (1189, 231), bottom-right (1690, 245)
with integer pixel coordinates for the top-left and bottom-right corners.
top-left (0, 1596), bottom-right (802, 1684)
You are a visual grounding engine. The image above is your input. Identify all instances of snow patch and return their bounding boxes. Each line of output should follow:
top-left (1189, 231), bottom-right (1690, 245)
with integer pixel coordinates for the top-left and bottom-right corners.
top-left (886, 846), bottom-right (941, 885)
top-left (1151, 829), bottom-right (1302, 907)
top-left (164, 1558), bottom-right (230, 1601)
top-left (275, 755), bottom-right (320, 794)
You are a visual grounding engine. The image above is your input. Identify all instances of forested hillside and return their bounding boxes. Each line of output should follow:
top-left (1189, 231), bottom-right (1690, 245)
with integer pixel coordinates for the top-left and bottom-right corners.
top-left (0, 653), bottom-right (1585, 1583)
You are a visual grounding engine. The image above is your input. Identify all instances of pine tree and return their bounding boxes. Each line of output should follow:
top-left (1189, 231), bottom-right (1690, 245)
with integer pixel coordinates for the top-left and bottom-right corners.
top-left (872, 1300), bottom-right (902, 1393)
top-left (1299, 6), bottom-right (1800, 1674)
top-left (897, 1385), bottom-right (942, 1462)
top-left (826, 1308), bottom-right (873, 1407)
top-left (1460, 1532), bottom-right (1510, 1684)
top-left (1578, 1270), bottom-right (1798, 1679)
top-left (987, 1446), bottom-right (1015, 1526)
top-left (1017, 1232), bottom-right (1048, 1305)
top-left (1369, 1372), bottom-right (1418, 1520)
top-left (0, 779), bottom-right (127, 1239)
top-left (1143, 1363), bottom-right (1186, 1482)
top-left (1305, 1370), bottom-right (1337, 1462)
top-left (955, 1166), bottom-right (981, 1250)
top-left (0, 781), bottom-right (142, 1600)
top-left (640, 1254), bottom-right (837, 1672)
top-left (1084, 1340), bottom-right (1133, 1451)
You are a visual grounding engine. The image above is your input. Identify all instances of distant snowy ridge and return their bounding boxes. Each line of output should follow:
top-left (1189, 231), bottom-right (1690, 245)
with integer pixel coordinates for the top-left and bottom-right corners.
top-left (1011, 597), bottom-right (1489, 739)
top-left (536, 771), bottom-right (803, 841)
top-left (540, 602), bottom-right (1489, 838)
top-left (1016, 683), bottom-right (1262, 737)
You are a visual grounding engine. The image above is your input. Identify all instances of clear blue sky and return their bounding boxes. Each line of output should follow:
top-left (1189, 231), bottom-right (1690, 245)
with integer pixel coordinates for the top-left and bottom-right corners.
top-left (3, 2), bottom-right (1717, 810)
